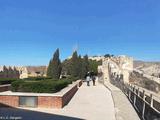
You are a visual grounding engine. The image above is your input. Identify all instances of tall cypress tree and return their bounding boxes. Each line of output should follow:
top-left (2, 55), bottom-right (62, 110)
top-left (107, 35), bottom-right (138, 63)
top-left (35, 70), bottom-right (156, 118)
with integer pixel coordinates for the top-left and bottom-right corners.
top-left (70, 51), bottom-right (79, 77)
top-left (13, 67), bottom-right (20, 78)
top-left (84, 55), bottom-right (89, 72)
top-left (47, 60), bottom-right (53, 77)
top-left (3, 66), bottom-right (8, 78)
top-left (78, 55), bottom-right (82, 78)
top-left (8, 67), bottom-right (14, 78)
top-left (47, 49), bottom-right (62, 79)
top-left (82, 55), bottom-right (89, 78)
top-left (61, 59), bottom-right (72, 76)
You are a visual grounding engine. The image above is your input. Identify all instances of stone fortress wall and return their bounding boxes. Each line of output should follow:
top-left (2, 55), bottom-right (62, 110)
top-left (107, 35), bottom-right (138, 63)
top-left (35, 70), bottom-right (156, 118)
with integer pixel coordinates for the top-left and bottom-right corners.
top-left (98, 55), bottom-right (133, 83)
top-left (0, 66), bottom-right (47, 79)
top-left (0, 66), bottom-right (19, 79)
top-left (100, 56), bottom-right (160, 120)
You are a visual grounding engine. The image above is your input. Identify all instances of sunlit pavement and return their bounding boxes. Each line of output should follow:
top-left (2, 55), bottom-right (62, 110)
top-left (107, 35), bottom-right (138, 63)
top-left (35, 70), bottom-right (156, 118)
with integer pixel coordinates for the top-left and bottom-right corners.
top-left (0, 81), bottom-right (116, 120)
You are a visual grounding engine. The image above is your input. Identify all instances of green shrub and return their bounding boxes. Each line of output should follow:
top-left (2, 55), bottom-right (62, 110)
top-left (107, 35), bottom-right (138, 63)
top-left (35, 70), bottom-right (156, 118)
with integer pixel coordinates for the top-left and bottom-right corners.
top-left (20, 81), bottom-right (54, 93)
top-left (53, 80), bottom-right (70, 92)
top-left (11, 79), bottom-right (73, 93)
top-left (0, 78), bottom-right (19, 85)
top-left (23, 77), bottom-right (52, 81)
top-left (11, 80), bottom-right (25, 91)
top-left (66, 76), bottom-right (79, 82)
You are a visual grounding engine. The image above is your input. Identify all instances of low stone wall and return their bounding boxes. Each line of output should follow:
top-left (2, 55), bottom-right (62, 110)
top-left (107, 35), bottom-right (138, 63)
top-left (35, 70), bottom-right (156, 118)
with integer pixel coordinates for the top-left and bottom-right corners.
top-left (125, 84), bottom-right (160, 120)
top-left (78, 80), bottom-right (83, 87)
top-left (103, 82), bottom-right (140, 120)
top-left (0, 80), bottom-right (82, 109)
top-left (62, 84), bottom-right (78, 107)
top-left (0, 84), bottom-right (11, 92)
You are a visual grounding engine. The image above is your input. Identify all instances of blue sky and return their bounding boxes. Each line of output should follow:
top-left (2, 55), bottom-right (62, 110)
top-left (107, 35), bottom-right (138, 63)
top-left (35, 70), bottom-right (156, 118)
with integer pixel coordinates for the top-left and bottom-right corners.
top-left (0, 0), bottom-right (160, 66)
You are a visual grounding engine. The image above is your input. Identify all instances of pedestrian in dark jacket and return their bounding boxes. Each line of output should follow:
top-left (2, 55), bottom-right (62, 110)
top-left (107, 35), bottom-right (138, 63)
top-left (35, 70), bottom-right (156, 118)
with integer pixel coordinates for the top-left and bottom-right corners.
top-left (92, 75), bottom-right (96, 86)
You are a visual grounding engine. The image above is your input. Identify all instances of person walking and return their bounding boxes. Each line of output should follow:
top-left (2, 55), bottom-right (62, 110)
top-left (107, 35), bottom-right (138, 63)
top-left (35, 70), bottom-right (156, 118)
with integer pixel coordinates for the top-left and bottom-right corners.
top-left (90, 71), bottom-right (96, 86)
top-left (92, 75), bottom-right (96, 86)
top-left (86, 74), bottom-right (90, 86)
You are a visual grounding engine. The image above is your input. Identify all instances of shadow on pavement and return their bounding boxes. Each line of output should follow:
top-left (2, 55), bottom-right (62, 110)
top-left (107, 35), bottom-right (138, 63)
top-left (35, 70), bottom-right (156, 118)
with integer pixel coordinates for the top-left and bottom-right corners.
top-left (0, 103), bottom-right (84, 120)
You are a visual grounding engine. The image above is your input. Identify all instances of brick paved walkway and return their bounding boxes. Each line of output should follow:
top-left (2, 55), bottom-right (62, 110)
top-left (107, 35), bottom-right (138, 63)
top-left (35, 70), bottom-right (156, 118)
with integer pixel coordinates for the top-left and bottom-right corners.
top-left (26, 81), bottom-right (116, 120)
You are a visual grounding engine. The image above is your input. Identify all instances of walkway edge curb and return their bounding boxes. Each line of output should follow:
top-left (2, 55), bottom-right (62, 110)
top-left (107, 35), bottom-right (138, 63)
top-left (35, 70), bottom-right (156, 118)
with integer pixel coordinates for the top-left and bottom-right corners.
top-left (103, 82), bottom-right (140, 120)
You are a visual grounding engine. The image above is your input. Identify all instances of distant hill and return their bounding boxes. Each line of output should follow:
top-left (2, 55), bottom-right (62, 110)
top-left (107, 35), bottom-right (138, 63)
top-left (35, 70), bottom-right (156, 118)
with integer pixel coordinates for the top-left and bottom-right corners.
top-left (134, 60), bottom-right (160, 77)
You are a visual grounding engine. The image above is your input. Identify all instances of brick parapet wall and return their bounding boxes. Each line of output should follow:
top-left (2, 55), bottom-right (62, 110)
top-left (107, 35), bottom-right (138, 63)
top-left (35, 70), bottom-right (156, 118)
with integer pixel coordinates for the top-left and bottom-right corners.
top-left (62, 84), bottom-right (78, 107)
top-left (0, 84), bottom-right (11, 92)
top-left (78, 80), bottom-right (83, 87)
top-left (0, 80), bottom-right (83, 109)
top-left (38, 96), bottom-right (62, 108)
top-left (0, 95), bottom-right (19, 107)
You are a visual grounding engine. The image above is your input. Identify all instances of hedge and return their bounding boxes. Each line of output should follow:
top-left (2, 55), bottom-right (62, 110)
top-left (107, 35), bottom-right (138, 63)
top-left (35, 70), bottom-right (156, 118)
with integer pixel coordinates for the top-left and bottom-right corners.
top-left (23, 77), bottom-right (52, 81)
top-left (66, 76), bottom-right (79, 82)
top-left (0, 78), bottom-right (20, 85)
top-left (11, 79), bottom-right (73, 93)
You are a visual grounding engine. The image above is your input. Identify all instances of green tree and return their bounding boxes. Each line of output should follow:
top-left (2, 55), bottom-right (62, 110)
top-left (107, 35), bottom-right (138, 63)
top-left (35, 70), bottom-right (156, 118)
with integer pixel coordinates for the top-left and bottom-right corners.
top-left (47, 49), bottom-right (62, 79)
top-left (83, 55), bottom-right (89, 72)
top-left (89, 60), bottom-right (102, 75)
top-left (3, 66), bottom-right (8, 78)
top-left (13, 67), bottom-right (20, 78)
top-left (47, 60), bottom-right (53, 77)
top-left (61, 59), bottom-right (72, 76)
top-left (78, 55), bottom-right (83, 78)
top-left (104, 54), bottom-right (114, 58)
top-left (61, 52), bottom-right (101, 79)
top-left (79, 55), bottom-right (89, 78)
top-left (8, 67), bottom-right (14, 78)
top-left (70, 51), bottom-right (80, 77)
